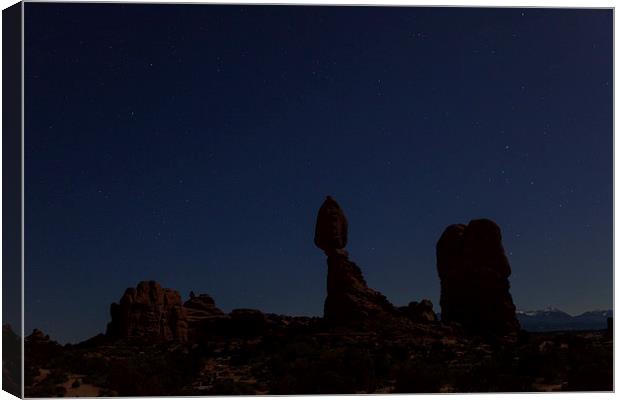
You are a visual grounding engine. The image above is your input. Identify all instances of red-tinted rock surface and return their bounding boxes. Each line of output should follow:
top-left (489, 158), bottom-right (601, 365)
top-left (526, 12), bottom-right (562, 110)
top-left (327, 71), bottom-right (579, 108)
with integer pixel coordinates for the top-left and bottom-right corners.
top-left (183, 293), bottom-right (226, 341)
top-left (315, 196), bottom-right (397, 327)
top-left (314, 195), bottom-right (348, 255)
top-left (437, 219), bottom-right (520, 336)
top-left (25, 328), bottom-right (62, 368)
top-left (400, 300), bottom-right (437, 323)
top-left (26, 328), bottom-right (51, 344)
top-left (184, 293), bottom-right (224, 320)
top-left (106, 280), bottom-right (188, 342)
top-left (324, 254), bottom-right (396, 326)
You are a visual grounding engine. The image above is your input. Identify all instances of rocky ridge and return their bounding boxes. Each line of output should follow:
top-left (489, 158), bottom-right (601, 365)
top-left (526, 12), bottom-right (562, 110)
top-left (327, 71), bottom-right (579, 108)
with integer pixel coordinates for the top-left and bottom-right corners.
top-left (103, 196), bottom-right (522, 343)
top-left (22, 196), bottom-right (598, 397)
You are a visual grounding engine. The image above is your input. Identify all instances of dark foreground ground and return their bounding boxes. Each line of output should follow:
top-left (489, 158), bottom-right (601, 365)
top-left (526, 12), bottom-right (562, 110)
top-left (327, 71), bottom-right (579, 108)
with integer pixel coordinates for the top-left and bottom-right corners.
top-left (22, 320), bottom-right (612, 396)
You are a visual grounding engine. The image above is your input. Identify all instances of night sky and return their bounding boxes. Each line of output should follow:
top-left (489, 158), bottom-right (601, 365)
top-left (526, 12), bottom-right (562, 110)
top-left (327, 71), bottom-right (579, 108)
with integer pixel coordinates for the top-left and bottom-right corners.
top-left (24, 4), bottom-right (612, 344)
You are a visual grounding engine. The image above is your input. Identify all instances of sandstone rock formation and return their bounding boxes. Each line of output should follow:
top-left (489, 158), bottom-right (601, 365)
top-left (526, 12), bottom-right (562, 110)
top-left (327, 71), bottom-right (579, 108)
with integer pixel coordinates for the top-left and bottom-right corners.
top-left (436, 219), bottom-right (520, 336)
top-left (315, 196), bottom-right (396, 327)
top-left (399, 300), bottom-right (437, 323)
top-left (106, 280), bottom-right (188, 342)
top-left (314, 196), bottom-right (348, 255)
top-left (184, 293), bottom-right (225, 321)
top-left (24, 328), bottom-right (62, 369)
top-left (183, 293), bottom-right (227, 341)
top-left (26, 328), bottom-right (51, 344)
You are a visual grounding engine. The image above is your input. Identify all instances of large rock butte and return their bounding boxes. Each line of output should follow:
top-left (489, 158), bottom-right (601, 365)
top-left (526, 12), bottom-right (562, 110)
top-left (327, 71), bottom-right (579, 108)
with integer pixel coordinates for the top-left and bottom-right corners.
top-left (106, 280), bottom-right (189, 342)
top-left (314, 196), bottom-right (397, 327)
top-left (436, 219), bottom-right (520, 336)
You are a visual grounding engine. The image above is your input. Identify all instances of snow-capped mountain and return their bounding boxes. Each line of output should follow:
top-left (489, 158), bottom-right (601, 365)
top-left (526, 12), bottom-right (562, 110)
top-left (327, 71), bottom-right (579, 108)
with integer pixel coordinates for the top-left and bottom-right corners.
top-left (516, 308), bottom-right (613, 332)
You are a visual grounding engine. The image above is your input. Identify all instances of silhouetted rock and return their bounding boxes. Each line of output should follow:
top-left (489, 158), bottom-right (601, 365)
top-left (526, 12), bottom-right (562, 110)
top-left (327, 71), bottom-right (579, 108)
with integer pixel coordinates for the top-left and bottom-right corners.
top-left (314, 195), bottom-right (348, 255)
top-left (25, 328), bottom-right (63, 368)
top-left (106, 280), bottom-right (188, 342)
top-left (230, 309), bottom-right (267, 336)
top-left (436, 219), bottom-right (519, 336)
top-left (324, 254), bottom-right (397, 325)
top-left (264, 314), bottom-right (321, 335)
top-left (26, 329), bottom-right (62, 351)
top-left (26, 328), bottom-right (50, 343)
top-left (183, 293), bottom-right (226, 341)
top-left (315, 196), bottom-right (397, 328)
top-left (184, 293), bottom-right (224, 320)
top-left (400, 300), bottom-right (437, 323)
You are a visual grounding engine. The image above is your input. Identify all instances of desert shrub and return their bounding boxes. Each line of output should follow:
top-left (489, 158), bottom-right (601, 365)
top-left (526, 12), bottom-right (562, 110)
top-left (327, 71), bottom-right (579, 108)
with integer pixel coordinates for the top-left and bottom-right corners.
top-left (78, 355), bottom-right (110, 376)
top-left (515, 346), bottom-right (543, 377)
top-left (46, 369), bottom-right (70, 386)
top-left (371, 349), bottom-right (394, 378)
top-left (563, 342), bottom-right (612, 391)
top-left (207, 379), bottom-right (257, 395)
top-left (24, 365), bottom-right (41, 387)
top-left (270, 345), bottom-right (377, 394)
top-left (387, 342), bottom-right (410, 362)
top-left (53, 385), bottom-right (67, 397)
top-left (106, 347), bottom-right (201, 396)
top-left (25, 370), bottom-right (69, 398)
top-left (393, 359), bottom-right (443, 393)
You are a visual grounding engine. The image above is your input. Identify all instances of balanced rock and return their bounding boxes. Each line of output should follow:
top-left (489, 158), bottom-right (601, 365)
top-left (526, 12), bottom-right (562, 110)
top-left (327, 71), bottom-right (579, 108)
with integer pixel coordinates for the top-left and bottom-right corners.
top-left (436, 219), bottom-right (520, 336)
top-left (106, 280), bottom-right (188, 342)
top-left (314, 196), bottom-right (348, 254)
top-left (315, 196), bottom-right (396, 327)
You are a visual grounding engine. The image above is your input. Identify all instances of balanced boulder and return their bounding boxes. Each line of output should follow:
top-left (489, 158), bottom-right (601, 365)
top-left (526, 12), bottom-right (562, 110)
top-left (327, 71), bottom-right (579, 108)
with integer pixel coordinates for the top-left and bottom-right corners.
top-left (315, 196), bottom-right (396, 328)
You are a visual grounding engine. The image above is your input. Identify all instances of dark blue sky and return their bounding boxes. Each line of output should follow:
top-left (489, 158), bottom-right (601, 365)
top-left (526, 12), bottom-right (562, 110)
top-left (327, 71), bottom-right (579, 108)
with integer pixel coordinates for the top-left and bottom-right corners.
top-left (24, 4), bottom-right (612, 344)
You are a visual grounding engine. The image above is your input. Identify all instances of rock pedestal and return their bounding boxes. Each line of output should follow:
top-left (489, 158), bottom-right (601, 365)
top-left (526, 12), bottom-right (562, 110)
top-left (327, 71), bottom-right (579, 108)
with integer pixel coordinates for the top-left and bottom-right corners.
top-left (324, 253), bottom-right (396, 325)
top-left (315, 196), bottom-right (396, 328)
top-left (436, 219), bottom-right (520, 336)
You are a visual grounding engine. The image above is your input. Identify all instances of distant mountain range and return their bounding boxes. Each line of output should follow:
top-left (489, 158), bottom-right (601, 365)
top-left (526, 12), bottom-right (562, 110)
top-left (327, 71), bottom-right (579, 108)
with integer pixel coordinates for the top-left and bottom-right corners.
top-left (516, 307), bottom-right (613, 332)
